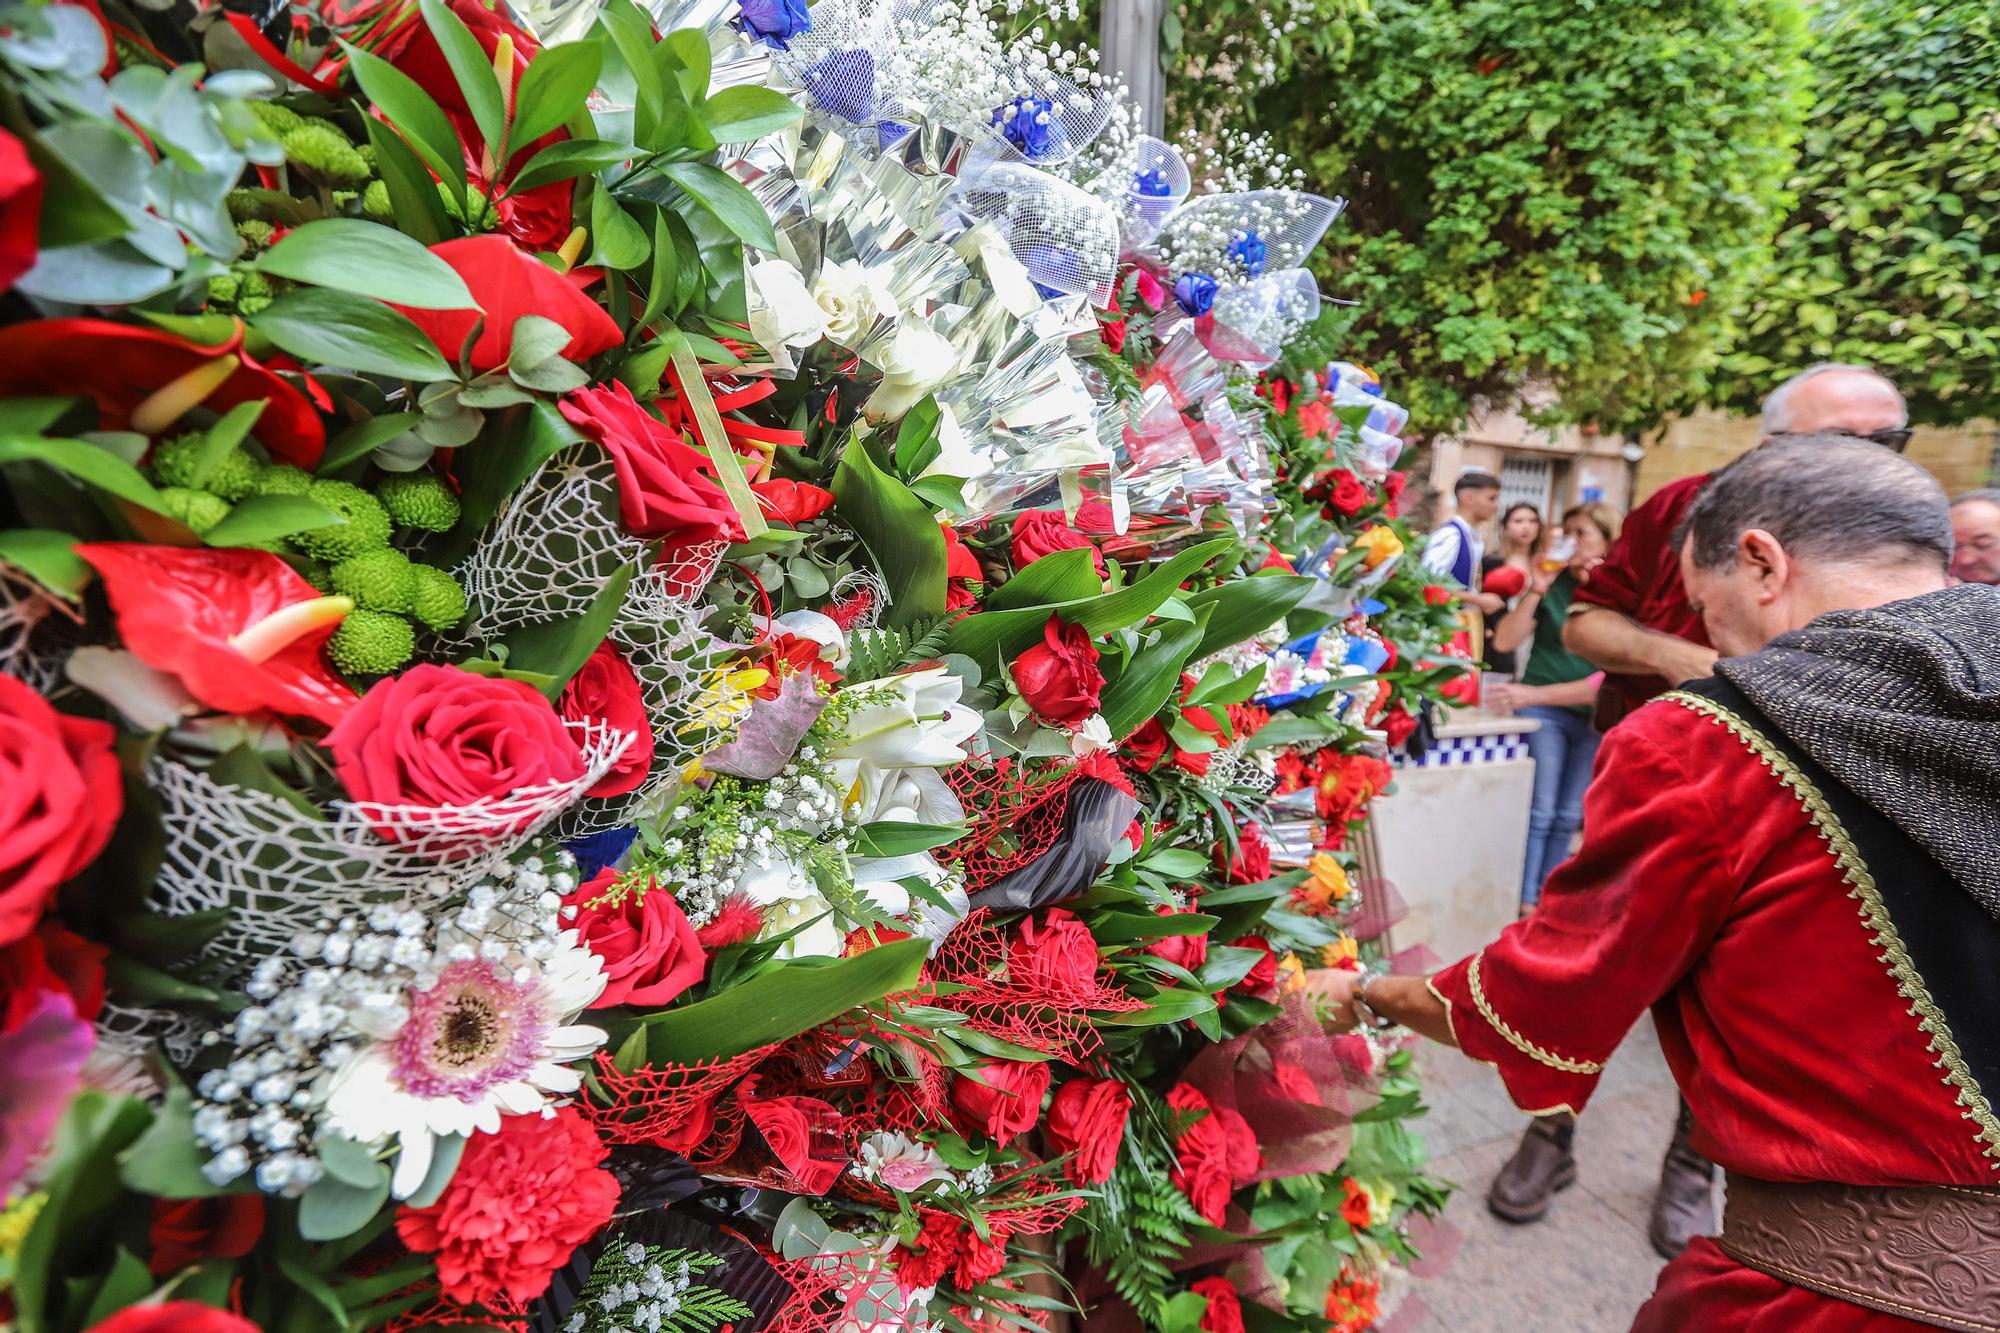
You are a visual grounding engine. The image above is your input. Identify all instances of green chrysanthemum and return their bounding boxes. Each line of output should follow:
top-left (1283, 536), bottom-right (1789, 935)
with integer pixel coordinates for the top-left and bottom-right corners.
top-left (253, 464), bottom-right (314, 497)
top-left (377, 473), bottom-right (461, 533)
top-left (149, 436), bottom-right (261, 501)
top-left (293, 480), bottom-right (392, 561)
top-left (329, 549), bottom-right (417, 613)
top-left (282, 124), bottom-right (370, 187)
top-left (158, 487), bottom-right (231, 536)
top-left (408, 564), bottom-right (468, 631)
top-left (326, 608), bottom-right (416, 676)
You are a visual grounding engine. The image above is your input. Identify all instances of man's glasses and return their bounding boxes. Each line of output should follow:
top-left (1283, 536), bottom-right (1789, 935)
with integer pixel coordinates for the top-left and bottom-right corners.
top-left (1846, 427), bottom-right (1913, 453)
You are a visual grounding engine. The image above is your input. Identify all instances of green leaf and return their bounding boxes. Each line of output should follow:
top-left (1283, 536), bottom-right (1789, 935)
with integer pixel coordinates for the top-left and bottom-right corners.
top-left (171, 399), bottom-right (267, 492)
top-left (662, 28), bottom-right (711, 103)
top-left (119, 1083), bottom-right (242, 1199)
top-left (499, 562), bottom-right (633, 696)
top-left (1101, 986), bottom-right (1217, 1026)
top-left (701, 84), bottom-right (805, 142)
top-left (507, 138), bottom-right (631, 195)
top-left (852, 821), bottom-right (966, 857)
top-left (639, 937), bottom-right (930, 1063)
top-left (104, 952), bottom-right (224, 1008)
top-left (832, 435), bottom-right (947, 626)
top-left (635, 205), bottom-right (685, 331)
top-left (0, 528), bottom-right (91, 599)
top-left (588, 185), bottom-right (652, 270)
top-left (108, 906), bottom-right (232, 967)
top-left (0, 397), bottom-right (78, 436)
top-left (444, 400), bottom-right (581, 558)
top-left (79, 1248), bottom-right (153, 1327)
top-left (420, 0), bottom-right (508, 160)
top-left (202, 494), bottom-right (345, 547)
top-left (250, 289), bottom-right (454, 383)
top-left (987, 547), bottom-right (1100, 611)
top-left (944, 538), bottom-right (1233, 665)
top-left (318, 412), bottom-right (427, 476)
top-left (403, 1134), bottom-right (467, 1209)
top-left (1184, 574), bottom-right (1317, 659)
top-left (344, 42), bottom-right (468, 209)
top-left (509, 41), bottom-right (604, 148)
top-left (299, 1164), bottom-right (391, 1241)
top-left (648, 160), bottom-right (778, 252)
top-left (0, 435), bottom-right (170, 514)
top-left (362, 115), bottom-right (451, 245)
top-left (256, 218), bottom-right (477, 310)
top-left (1093, 911), bottom-right (1218, 943)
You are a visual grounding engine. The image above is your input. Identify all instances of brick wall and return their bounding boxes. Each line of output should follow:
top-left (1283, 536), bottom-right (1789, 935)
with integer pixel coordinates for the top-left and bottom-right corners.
top-left (1637, 411), bottom-right (1998, 503)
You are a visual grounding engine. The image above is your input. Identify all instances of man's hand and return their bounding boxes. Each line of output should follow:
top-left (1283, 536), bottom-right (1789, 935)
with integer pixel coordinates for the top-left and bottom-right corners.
top-left (1564, 606), bottom-right (1717, 683)
top-left (1663, 640), bottom-right (1720, 686)
top-left (1302, 968), bottom-right (1365, 1034)
top-left (1469, 590), bottom-right (1508, 616)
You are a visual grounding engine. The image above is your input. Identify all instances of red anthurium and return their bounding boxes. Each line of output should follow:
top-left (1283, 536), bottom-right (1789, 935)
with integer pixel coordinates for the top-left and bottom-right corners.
top-left (392, 237), bottom-right (622, 375)
top-left (0, 320), bottom-right (324, 468)
top-left (75, 545), bottom-right (358, 728)
top-left (0, 129), bottom-right (43, 296)
top-left (751, 478), bottom-right (835, 527)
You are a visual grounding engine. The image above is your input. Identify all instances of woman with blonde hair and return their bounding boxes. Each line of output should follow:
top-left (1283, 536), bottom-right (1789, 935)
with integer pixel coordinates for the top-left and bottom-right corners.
top-left (1489, 501), bottom-right (1622, 910)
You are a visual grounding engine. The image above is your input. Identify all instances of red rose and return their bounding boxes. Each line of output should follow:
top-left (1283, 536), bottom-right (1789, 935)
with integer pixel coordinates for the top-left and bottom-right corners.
top-left (1124, 718), bottom-right (1170, 772)
top-left (940, 521), bottom-right (982, 611)
top-left (752, 478), bottom-right (835, 527)
top-left (560, 381), bottom-right (747, 549)
top-left (567, 869), bottom-right (707, 1008)
top-left (1382, 470), bottom-right (1408, 517)
top-left (1166, 1083), bottom-right (1261, 1226)
top-left (1421, 583), bottom-right (1454, 607)
top-left (1383, 700), bottom-right (1417, 748)
top-left (84, 1305), bottom-right (260, 1333)
top-left (0, 921), bottom-right (106, 1033)
top-left (1098, 294), bottom-right (1129, 354)
top-left (147, 1194), bottom-right (265, 1275)
top-left (559, 641), bottom-right (654, 797)
top-left (1340, 1176), bottom-right (1372, 1230)
top-left (0, 676), bottom-right (120, 947)
top-left (1010, 615), bottom-right (1103, 725)
top-left (0, 129), bottom-right (43, 295)
top-left (1134, 267), bottom-right (1168, 312)
top-left (1327, 469), bottom-right (1372, 516)
top-left (1009, 908), bottom-right (1102, 1002)
top-left (1144, 906), bottom-right (1210, 973)
top-left (393, 237), bottom-right (620, 374)
top-left (326, 665), bottom-right (585, 828)
top-left (1010, 510), bottom-right (1106, 577)
top-left (397, 1105), bottom-right (618, 1307)
top-left (746, 1092), bottom-right (847, 1195)
top-left (1193, 1276), bottom-right (1246, 1333)
top-left (1230, 936), bottom-right (1279, 998)
top-left (1045, 1077), bottom-right (1131, 1185)
top-left (1220, 822), bottom-right (1271, 884)
top-left (949, 1059), bottom-right (1051, 1148)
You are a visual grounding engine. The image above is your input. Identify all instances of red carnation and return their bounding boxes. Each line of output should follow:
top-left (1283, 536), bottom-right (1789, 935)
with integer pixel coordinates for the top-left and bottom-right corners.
top-left (393, 236), bottom-right (620, 374)
top-left (954, 1225), bottom-right (1010, 1288)
top-left (940, 521), bottom-right (982, 611)
top-left (1383, 700), bottom-right (1417, 748)
top-left (147, 1194), bottom-right (265, 1275)
top-left (397, 1105), bottom-right (618, 1307)
top-left (327, 664), bottom-right (584, 828)
top-left (83, 1305), bottom-right (260, 1333)
top-left (76, 544), bottom-right (358, 728)
top-left (0, 677), bottom-right (121, 948)
top-left (560, 641), bottom-right (654, 797)
top-left (1327, 469), bottom-right (1372, 517)
top-left (746, 1092), bottom-right (847, 1195)
top-left (1166, 1083), bottom-right (1261, 1226)
top-left (1008, 908), bottom-right (1102, 1002)
top-left (559, 381), bottom-right (746, 550)
top-left (0, 129), bottom-right (42, 295)
top-left (949, 1059), bottom-right (1051, 1148)
top-left (1382, 470), bottom-right (1407, 517)
top-left (1192, 1276), bottom-right (1246, 1333)
top-left (567, 869), bottom-right (706, 1008)
top-left (1297, 398), bottom-right (1333, 439)
top-left (1010, 509), bottom-right (1106, 577)
top-left (1341, 1176), bottom-right (1373, 1230)
top-left (1045, 1077), bottom-right (1131, 1185)
top-left (1010, 615), bottom-right (1102, 725)
top-left (1421, 583), bottom-right (1453, 607)
top-left (894, 1210), bottom-right (961, 1291)
top-left (1144, 906), bottom-right (1210, 974)
top-left (752, 477), bottom-right (835, 527)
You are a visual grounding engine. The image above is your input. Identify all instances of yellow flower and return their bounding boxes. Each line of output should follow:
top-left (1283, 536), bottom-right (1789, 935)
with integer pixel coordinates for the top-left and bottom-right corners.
top-left (1294, 852), bottom-right (1353, 914)
top-left (1321, 936), bottom-right (1359, 968)
top-left (0, 1191), bottom-right (47, 1268)
top-left (681, 662), bottom-right (772, 735)
top-left (1354, 525), bottom-right (1403, 570)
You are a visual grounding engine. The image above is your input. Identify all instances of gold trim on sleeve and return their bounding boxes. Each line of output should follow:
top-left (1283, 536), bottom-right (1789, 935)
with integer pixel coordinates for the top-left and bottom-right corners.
top-left (1666, 691), bottom-right (2000, 1172)
top-left (1465, 953), bottom-right (1607, 1075)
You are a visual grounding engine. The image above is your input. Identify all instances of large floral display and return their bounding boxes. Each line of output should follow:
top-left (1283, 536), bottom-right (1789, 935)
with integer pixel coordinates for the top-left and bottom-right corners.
top-left (0, 1), bottom-right (1468, 1330)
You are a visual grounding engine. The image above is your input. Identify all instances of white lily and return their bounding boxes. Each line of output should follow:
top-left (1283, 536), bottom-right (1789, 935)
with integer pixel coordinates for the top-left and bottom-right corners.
top-left (829, 667), bottom-right (981, 771)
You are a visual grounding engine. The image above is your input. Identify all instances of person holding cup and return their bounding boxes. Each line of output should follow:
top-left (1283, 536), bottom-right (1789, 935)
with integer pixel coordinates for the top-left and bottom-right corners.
top-left (1487, 502), bottom-right (1623, 911)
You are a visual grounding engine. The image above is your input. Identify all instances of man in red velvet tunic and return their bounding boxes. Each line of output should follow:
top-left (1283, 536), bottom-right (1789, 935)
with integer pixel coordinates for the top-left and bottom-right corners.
top-left (1320, 437), bottom-right (2000, 1329)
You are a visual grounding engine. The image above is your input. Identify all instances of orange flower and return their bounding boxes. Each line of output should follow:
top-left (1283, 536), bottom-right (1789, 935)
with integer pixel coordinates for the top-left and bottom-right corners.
top-left (1340, 1176), bottom-right (1372, 1230)
top-left (1324, 1265), bottom-right (1380, 1333)
top-left (1292, 852), bottom-right (1353, 914)
top-left (1353, 525), bottom-right (1403, 570)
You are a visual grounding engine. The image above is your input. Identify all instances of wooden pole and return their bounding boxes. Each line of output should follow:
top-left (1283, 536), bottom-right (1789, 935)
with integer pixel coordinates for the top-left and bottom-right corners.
top-left (1100, 0), bottom-right (1168, 137)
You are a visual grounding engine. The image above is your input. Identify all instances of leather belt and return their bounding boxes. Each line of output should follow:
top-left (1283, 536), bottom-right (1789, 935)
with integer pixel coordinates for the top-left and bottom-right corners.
top-left (1718, 1173), bottom-right (2000, 1331)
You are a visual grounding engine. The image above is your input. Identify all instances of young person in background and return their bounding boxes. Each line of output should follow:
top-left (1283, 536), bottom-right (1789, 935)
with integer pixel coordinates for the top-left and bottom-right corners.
top-left (1422, 471), bottom-right (1506, 616)
top-left (1481, 502), bottom-right (1543, 672)
top-left (1489, 503), bottom-right (1621, 913)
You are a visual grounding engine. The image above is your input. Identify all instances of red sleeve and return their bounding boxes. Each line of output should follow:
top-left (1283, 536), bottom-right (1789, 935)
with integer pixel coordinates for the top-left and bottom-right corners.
top-left (1572, 476), bottom-right (1699, 616)
top-left (1428, 704), bottom-right (1748, 1115)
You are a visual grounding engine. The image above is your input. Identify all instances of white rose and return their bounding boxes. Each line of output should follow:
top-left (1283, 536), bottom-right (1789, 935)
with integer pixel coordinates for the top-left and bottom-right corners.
top-left (748, 257), bottom-right (827, 353)
top-left (813, 259), bottom-right (895, 348)
top-left (864, 317), bottom-right (959, 422)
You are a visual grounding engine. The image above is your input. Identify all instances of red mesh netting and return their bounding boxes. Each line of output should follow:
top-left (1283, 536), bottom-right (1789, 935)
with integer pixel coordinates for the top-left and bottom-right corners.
top-left (380, 1293), bottom-right (526, 1333)
top-left (765, 1248), bottom-right (923, 1333)
top-left (1349, 873), bottom-right (1409, 943)
top-left (578, 1044), bottom-right (775, 1154)
top-left (940, 755), bottom-right (1085, 891)
top-left (920, 910), bottom-right (1147, 1063)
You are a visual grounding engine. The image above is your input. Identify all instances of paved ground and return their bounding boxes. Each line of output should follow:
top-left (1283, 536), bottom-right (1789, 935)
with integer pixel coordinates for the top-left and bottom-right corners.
top-left (1399, 1015), bottom-right (1720, 1331)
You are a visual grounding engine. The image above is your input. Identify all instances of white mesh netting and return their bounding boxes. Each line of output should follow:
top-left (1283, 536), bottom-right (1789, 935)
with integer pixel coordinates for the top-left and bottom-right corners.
top-left (0, 567), bottom-right (63, 691)
top-left (954, 161), bottom-right (1119, 304)
top-left (1157, 189), bottom-right (1346, 283)
top-left (984, 58), bottom-right (1115, 169)
top-left (150, 719), bottom-right (632, 977)
top-left (1091, 134), bottom-right (1189, 251)
top-left (1206, 267), bottom-right (1324, 367)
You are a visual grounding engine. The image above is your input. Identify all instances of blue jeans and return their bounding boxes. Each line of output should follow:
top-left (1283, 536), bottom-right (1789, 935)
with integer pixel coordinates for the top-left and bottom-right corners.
top-left (1520, 705), bottom-right (1600, 906)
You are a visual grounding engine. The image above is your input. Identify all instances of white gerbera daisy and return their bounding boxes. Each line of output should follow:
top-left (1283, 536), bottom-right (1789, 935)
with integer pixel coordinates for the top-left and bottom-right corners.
top-left (321, 931), bottom-right (607, 1198)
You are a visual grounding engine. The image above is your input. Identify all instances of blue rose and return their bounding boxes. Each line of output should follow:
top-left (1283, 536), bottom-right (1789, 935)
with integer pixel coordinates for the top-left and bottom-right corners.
top-left (564, 826), bottom-right (638, 880)
top-left (1133, 167), bottom-right (1174, 197)
top-left (737, 0), bottom-right (811, 49)
top-left (1228, 230), bottom-right (1267, 278)
top-left (804, 48), bottom-right (876, 123)
top-left (1174, 271), bottom-right (1218, 316)
top-left (993, 94), bottom-right (1057, 158)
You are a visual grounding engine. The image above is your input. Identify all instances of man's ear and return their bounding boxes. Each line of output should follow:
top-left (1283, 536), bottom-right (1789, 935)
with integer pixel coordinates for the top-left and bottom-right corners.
top-left (1738, 529), bottom-right (1790, 603)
